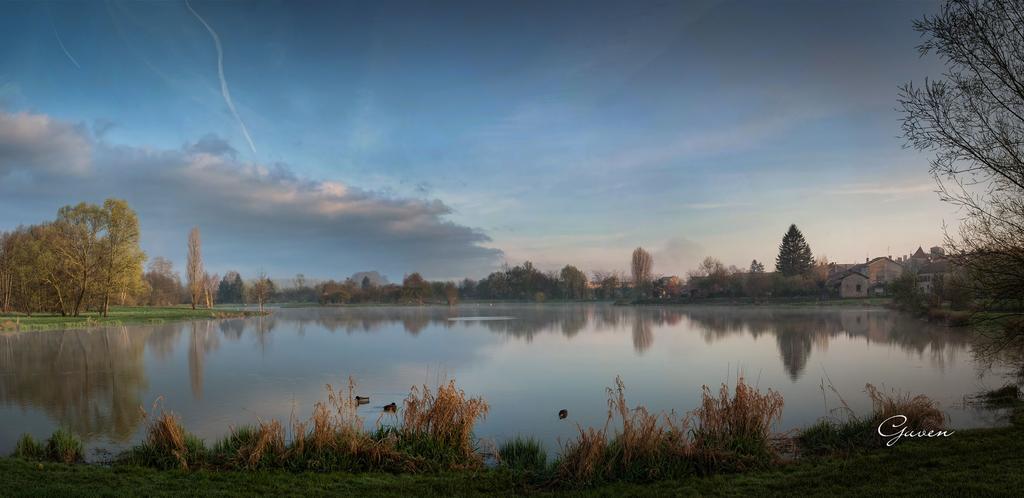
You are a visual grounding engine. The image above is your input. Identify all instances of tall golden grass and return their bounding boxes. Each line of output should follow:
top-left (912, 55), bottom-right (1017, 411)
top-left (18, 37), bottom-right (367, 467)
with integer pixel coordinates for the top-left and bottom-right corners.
top-left (865, 383), bottom-right (946, 430)
top-left (127, 402), bottom-right (207, 470)
top-left (798, 380), bottom-right (948, 455)
top-left (556, 375), bottom-right (781, 484)
top-left (401, 379), bottom-right (489, 463)
top-left (691, 376), bottom-right (784, 471)
top-left (127, 377), bottom-right (488, 473)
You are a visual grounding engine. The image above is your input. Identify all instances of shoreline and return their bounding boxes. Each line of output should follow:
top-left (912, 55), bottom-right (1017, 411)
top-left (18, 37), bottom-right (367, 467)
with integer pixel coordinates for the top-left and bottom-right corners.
top-left (279, 297), bottom-right (895, 308)
top-left (0, 306), bottom-right (269, 332)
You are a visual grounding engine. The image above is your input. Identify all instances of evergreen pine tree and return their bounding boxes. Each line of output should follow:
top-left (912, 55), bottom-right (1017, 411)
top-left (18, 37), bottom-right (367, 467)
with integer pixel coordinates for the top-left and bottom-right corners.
top-left (775, 224), bottom-right (813, 276)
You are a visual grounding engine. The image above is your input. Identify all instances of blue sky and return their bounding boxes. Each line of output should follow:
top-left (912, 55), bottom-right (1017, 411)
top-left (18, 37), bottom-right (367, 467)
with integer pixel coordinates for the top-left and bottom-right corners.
top-left (0, 0), bottom-right (955, 280)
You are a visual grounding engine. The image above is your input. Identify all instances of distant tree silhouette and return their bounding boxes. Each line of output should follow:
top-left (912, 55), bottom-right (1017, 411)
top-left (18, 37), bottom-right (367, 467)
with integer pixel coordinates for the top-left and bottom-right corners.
top-left (186, 227), bottom-right (204, 309)
top-left (749, 259), bottom-right (765, 273)
top-left (631, 247), bottom-right (653, 298)
top-left (775, 224), bottom-right (813, 276)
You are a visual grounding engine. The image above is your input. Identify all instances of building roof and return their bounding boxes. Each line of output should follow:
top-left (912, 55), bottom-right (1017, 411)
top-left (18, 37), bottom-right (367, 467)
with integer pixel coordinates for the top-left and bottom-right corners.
top-left (866, 256), bottom-right (902, 267)
top-left (913, 246), bottom-right (928, 258)
top-left (827, 269), bottom-right (868, 287)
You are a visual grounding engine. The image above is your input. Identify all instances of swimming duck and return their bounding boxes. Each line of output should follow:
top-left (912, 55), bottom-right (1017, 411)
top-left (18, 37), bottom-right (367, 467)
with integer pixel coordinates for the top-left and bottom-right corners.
top-left (384, 402), bottom-right (398, 413)
top-left (558, 409), bottom-right (568, 420)
top-left (355, 396), bottom-right (370, 404)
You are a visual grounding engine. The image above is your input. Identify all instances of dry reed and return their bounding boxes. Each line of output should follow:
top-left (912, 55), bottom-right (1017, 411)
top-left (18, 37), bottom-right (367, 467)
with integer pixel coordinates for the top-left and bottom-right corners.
top-left (401, 379), bottom-right (490, 464)
top-left (865, 383), bottom-right (946, 430)
top-left (557, 375), bottom-right (783, 484)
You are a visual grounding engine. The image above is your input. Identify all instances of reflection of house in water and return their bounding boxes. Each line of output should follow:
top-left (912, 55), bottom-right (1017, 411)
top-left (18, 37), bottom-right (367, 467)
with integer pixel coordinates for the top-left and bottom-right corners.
top-left (260, 305), bottom-right (971, 378)
top-left (682, 307), bottom-right (968, 380)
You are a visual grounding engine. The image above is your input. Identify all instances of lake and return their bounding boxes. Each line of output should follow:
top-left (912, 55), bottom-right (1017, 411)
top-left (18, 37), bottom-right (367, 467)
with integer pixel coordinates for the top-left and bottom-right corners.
top-left (0, 304), bottom-right (1011, 460)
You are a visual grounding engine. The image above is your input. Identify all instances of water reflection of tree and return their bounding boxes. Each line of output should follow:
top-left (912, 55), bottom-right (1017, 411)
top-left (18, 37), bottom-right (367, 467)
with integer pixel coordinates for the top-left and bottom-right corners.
top-left (219, 318), bottom-right (246, 341)
top-left (631, 317), bottom-right (653, 353)
top-left (188, 321), bottom-right (220, 400)
top-left (0, 327), bottom-right (149, 442)
top-left (683, 308), bottom-right (970, 379)
top-left (206, 306), bottom-right (972, 381)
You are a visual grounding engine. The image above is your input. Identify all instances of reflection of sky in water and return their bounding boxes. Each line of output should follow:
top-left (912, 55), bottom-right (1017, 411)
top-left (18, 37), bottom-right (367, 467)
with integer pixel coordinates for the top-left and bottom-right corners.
top-left (0, 304), bottom-right (1015, 460)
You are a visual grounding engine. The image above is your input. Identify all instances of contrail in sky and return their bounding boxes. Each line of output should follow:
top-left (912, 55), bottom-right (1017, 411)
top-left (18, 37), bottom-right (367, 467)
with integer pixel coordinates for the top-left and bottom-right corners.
top-left (52, 23), bottom-right (81, 69)
top-left (185, 0), bottom-right (257, 155)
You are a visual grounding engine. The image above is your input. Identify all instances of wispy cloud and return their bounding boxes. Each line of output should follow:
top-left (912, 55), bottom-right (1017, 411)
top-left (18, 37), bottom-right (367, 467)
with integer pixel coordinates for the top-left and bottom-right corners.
top-left (185, 0), bottom-right (257, 155)
top-left (826, 183), bottom-right (935, 196)
top-left (51, 23), bottom-right (81, 69)
top-left (680, 201), bottom-right (748, 210)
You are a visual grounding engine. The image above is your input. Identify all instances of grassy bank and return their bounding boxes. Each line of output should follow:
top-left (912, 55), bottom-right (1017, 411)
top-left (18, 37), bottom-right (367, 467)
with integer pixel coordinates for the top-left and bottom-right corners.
top-left (0, 306), bottom-right (267, 332)
top-left (6, 378), bottom-right (1019, 495)
top-left (2, 415), bottom-right (1021, 496)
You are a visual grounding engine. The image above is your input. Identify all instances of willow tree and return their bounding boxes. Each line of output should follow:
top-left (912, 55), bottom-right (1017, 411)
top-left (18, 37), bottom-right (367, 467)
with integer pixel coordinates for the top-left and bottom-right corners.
top-left (186, 227), bottom-right (204, 310)
top-left (54, 203), bottom-right (108, 316)
top-left (900, 0), bottom-right (1024, 350)
top-left (99, 199), bottom-right (146, 316)
top-left (631, 247), bottom-right (653, 298)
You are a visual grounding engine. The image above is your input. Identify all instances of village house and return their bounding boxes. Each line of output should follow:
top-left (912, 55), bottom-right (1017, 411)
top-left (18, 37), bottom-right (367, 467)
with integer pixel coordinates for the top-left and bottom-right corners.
top-left (825, 245), bottom-right (954, 299)
top-left (917, 259), bottom-right (952, 294)
top-left (860, 256), bottom-right (904, 292)
top-left (827, 269), bottom-right (869, 298)
top-left (828, 256), bottom-right (903, 296)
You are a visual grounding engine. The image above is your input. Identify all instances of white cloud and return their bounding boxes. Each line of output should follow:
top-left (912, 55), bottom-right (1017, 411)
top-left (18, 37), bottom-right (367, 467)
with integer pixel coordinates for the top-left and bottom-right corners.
top-left (0, 110), bottom-right (501, 279)
top-left (0, 111), bottom-right (92, 176)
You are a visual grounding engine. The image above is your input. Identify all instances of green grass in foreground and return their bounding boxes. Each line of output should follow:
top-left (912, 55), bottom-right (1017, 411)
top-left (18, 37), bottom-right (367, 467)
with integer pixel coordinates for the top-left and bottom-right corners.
top-left (0, 306), bottom-right (264, 331)
top-left (2, 409), bottom-right (1021, 497)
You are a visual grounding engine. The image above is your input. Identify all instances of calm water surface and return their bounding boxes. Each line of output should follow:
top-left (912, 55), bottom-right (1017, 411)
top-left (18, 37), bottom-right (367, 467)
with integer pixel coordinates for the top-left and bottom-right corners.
top-left (0, 304), bottom-right (1010, 459)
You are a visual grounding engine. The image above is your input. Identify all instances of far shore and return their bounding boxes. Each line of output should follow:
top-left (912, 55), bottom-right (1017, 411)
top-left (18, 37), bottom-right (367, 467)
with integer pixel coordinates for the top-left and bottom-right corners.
top-left (2, 296), bottom-right (955, 333)
top-left (279, 296), bottom-right (895, 308)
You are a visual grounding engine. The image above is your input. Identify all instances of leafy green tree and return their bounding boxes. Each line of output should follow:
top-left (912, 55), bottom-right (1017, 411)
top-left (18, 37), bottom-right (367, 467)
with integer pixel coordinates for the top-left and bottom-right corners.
top-left (775, 224), bottom-right (814, 277)
top-left (99, 199), bottom-right (146, 316)
top-left (54, 202), bottom-right (108, 316)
